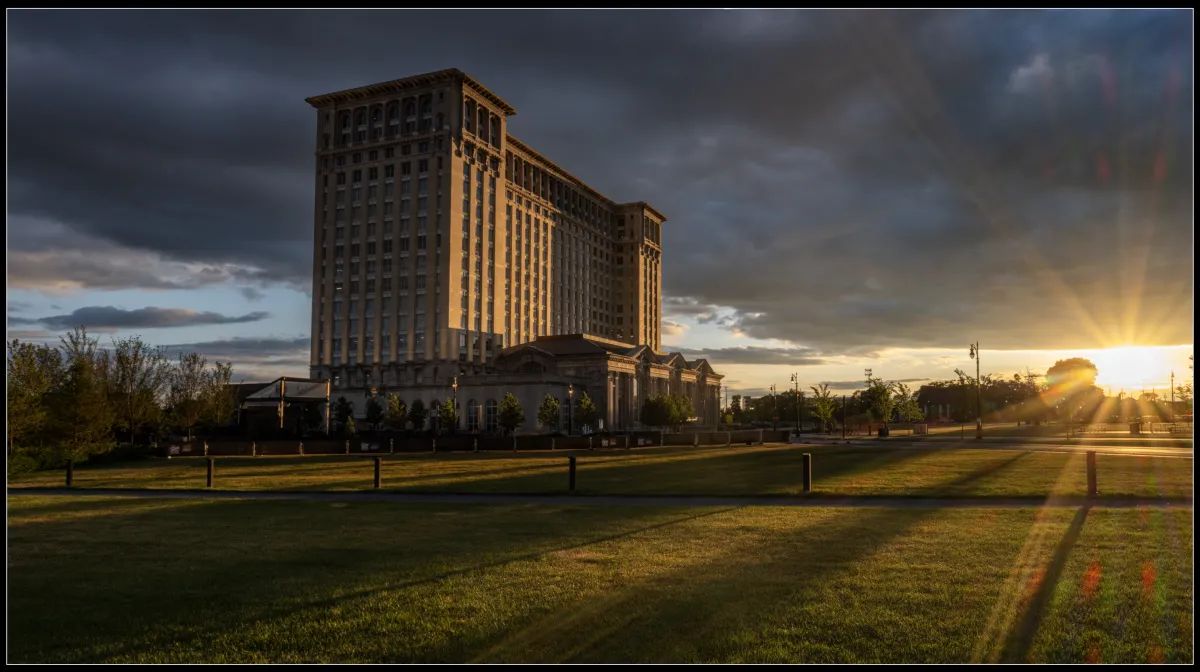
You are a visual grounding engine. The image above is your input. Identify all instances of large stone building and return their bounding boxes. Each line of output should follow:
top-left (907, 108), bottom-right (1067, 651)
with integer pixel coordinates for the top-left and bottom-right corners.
top-left (304, 68), bottom-right (720, 431)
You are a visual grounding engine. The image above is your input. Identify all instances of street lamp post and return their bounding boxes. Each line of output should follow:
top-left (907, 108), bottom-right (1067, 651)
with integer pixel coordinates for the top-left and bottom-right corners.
top-left (969, 342), bottom-right (982, 439)
top-left (568, 384), bottom-right (575, 435)
top-left (770, 384), bottom-right (778, 431)
top-left (452, 374), bottom-right (459, 434)
top-left (790, 373), bottom-right (801, 433)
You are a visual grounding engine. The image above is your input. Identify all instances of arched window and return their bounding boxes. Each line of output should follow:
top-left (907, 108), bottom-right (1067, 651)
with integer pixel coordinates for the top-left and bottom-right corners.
top-left (341, 113), bottom-right (352, 129)
top-left (467, 399), bottom-right (480, 432)
top-left (429, 399), bottom-right (440, 430)
top-left (436, 112), bottom-right (444, 130)
top-left (559, 398), bottom-right (570, 432)
top-left (389, 104), bottom-right (400, 121)
top-left (405, 101), bottom-right (416, 117)
top-left (521, 361), bottom-right (545, 374)
top-left (421, 97), bottom-right (432, 115)
top-left (478, 109), bottom-right (489, 140)
top-left (372, 108), bottom-right (382, 124)
top-left (485, 399), bottom-right (498, 433)
top-left (489, 116), bottom-right (499, 145)
top-left (463, 100), bottom-right (473, 131)
top-left (355, 110), bottom-right (366, 126)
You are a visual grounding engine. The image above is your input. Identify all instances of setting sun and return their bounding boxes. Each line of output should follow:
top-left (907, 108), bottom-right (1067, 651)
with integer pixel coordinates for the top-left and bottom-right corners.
top-left (1089, 345), bottom-right (1175, 393)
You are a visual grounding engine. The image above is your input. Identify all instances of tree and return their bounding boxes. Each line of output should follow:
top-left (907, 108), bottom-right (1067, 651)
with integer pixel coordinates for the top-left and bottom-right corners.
top-left (668, 393), bottom-right (695, 431)
top-left (893, 382), bottom-right (924, 422)
top-left (1175, 354), bottom-right (1193, 416)
top-left (50, 327), bottom-right (115, 465)
top-left (342, 416), bottom-right (357, 437)
top-left (863, 374), bottom-right (897, 426)
top-left (640, 395), bottom-right (672, 429)
top-left (333, 396), bottom-right (354, 433)
top-left (1045, 358), bottom-right (1100, 421)
top-left (537, 394), bottom-right (560, 431)
top-left (498, 393), bottom-right (524, 435)
top-left (6, 339), bottom-right (63, 453)
top-left (437, 398), bottom-right (458, 433)
top-left (576, 391), bottom-right (599, 429)
top-left (365, 395), bottom-right (384, 431)
top-left (408, 399), bottom-right (428, 432)
top-left (167, 352), bottom-right (207, 440)
top-left (809, 383), bottom-right (837, 433)
top-left (385, 394), bottom-right (408, 432)
top-left (200, 361), bottom-right (236, 428)
top-left (109, 335), bottom-right (171, 444)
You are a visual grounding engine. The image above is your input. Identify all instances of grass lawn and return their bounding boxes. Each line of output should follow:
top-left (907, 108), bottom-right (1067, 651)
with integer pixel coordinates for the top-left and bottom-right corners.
top-left (7, 495), bottom-right (1192, 663)
top-left (8, 443), bottom-right (1193, 500)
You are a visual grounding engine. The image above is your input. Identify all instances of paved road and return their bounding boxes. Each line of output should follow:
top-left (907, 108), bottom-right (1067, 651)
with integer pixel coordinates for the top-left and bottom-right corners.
top-left (8, 487), bottom-right (1191, 509)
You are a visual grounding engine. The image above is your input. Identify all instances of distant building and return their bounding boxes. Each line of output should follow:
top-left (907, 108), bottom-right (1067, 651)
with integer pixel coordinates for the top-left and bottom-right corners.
top-left (303, 68), bottom-right (720, 431)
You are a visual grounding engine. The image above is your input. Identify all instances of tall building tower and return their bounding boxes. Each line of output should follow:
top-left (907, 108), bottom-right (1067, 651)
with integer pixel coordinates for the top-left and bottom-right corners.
top-left (305, 68), bottom-right (666, 396)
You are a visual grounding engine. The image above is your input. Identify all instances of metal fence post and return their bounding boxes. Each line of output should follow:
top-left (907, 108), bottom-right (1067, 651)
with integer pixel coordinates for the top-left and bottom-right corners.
top-left (568, 456), bottom-right (577, 491)
top-left (66, 460), bottom-right (74, 487)
top-left (1087, 451), bottom-right (1097, 498)
top-left (206, 457), bottom-right (215, 488)
top-left (374, 456), bottom-right (382, 489)
top-left (802, 453), bottom-right (812, 494)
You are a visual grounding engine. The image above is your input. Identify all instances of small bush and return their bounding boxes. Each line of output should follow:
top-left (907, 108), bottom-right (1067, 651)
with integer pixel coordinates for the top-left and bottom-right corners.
top-left (7, 451), bottom-right (40, 476)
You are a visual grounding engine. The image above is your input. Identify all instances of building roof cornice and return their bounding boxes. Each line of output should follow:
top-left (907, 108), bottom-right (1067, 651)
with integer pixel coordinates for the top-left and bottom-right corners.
top-left (305, 68), bottom-right (518, 117)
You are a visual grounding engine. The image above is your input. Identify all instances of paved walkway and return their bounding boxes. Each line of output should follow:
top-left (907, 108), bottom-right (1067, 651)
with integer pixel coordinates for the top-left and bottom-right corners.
top-left (8, 487), bottom-right (1191, 509)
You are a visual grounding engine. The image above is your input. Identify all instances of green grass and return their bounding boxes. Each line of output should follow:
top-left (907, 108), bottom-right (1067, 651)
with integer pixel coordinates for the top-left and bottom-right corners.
top-left (7, 495), bottom-right (1192, 663)
top-left (8, 443), bottom-right (1194, 499)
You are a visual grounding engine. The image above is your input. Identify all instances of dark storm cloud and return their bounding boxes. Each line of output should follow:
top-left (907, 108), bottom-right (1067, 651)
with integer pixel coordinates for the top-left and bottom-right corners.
top-left (8, 9), bottom-right (1192, 352)
top-left (29, 306), bottom-right (269, 331)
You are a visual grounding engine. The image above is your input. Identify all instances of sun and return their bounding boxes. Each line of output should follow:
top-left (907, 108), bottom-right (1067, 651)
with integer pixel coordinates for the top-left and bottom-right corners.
top-left (1090, 346), bottom-right (1170, 393)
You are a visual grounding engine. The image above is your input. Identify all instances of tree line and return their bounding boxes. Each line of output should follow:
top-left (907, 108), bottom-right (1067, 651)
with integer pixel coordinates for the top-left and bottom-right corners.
top-left (724, 355), bottom-right (1194, 431)
top-left (323, 391), bottom-right (603, 437)
top-left (7, 328), bottom-right (237, 473)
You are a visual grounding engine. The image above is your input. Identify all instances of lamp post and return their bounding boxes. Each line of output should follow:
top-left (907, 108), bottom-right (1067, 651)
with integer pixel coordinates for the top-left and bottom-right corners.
top-left (790, 373), bottom-right (801, 433)
top-left (969, 342), bottom-right (982, 439)
top-left (770, 384), bottom-right (778, 431)
top-left (452, 374), bottom-right (459, 434)
top-left (568, 384), bottom-right (575, 435)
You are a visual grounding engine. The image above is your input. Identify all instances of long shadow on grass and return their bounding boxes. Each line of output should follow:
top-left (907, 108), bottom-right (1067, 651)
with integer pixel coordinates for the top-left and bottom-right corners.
top-left (5, 498), bottom-right (740, 663)
top-left (999, 505), bottom-right (1091, 663)
top-left (473, 458), bottom-right (1067, 663)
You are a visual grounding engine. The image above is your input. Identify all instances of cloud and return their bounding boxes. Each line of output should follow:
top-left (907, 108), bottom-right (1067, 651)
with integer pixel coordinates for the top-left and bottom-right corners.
top-left (5, 329), bottom-right (55, 340)
top-left (27, 306), bottom-right (270, 331)
top-left (661, 320), bottom-right (688, 339)
top-left (672, 346), bottom-right (828, 366)
top-left (239, 287), bottom-right (266, 301)
top-left (818, 377), bottom-right (931, 391)
top-left (163, 336), bottom-right (311, 381)
top-left (6, 9), bottom-right (1192, 354)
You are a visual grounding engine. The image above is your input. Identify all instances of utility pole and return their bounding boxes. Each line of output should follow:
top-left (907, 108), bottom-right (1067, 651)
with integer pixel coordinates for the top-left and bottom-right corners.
top-left (841, 394), bottom-right (846, 439)
top-left (770, 384), bottom-right (777, 431)
top-left (969, 342), bottom-right (982, 439)
top-left (1170, 371), bottom-right (1176, 423)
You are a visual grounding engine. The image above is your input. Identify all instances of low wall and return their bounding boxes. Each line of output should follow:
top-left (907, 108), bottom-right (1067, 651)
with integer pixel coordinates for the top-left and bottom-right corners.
top-left (204, 441), bottom-right (255, 457)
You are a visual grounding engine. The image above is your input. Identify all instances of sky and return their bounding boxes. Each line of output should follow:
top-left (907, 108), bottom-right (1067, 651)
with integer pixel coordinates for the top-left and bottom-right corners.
top-left (6, 9), bottom-right (1195, 396)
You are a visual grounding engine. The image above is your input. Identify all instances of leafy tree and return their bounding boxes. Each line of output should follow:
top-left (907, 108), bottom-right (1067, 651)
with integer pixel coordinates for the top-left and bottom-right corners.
top-left (893, 382), bottom-right (924, 422)
top-left (809, 383), bottom-right (838, 433)
top-left (669, 393), bottom-right (695, 431)
top-left (537, 394), bottom-right (560, 431)
top-left (641, 394), bottom-right (671, 429)
top-left (333, 396), bottom-right (354, 432)
top-left (863, 374), bottom-right (897, 426)
top-left (1175, 354), bottom-right (1193, 416)
top-left (437, 398), bottom-right (458, 433)
top-left (498, 393), bottom-right (524, 435)
top-left (167, 352), bottom-right (207, 440)
top-left (385, 393), bottom-right (408, 432)
top-left (200, 361), bottom-right (236, 428)
top-left (109, 335), bottom-right (171, 443)
top-left (408, 399), bottom-right (428, 433)
top-left (576, 391), bottom-right (599, 429)
top-left (1045, 357), bottom-right (1100, 421)
top-left (365, 395), bottom-right (384, 431)
top-left (51, 327), bottom-right (115, 465)
top-left (6, 339), bottom-right (63, 453)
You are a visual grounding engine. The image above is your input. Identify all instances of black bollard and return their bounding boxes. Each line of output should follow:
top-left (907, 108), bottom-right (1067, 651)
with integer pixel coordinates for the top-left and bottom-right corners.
top-left (206, 457), bottom-right (215, 488)
top-left (1086, 451), bottom-right (1097, 498)
top-left (569, 456), bottom-right (577, 492)
top-left (374, 456), bottom-right (382, 489)
top-left (66, 460), bottom-right (74, 487)
top-left (802, 453), bottom-right (812, 494)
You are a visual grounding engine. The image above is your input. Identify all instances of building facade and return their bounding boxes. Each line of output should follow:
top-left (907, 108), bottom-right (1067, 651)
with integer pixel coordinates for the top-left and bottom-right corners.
top-left (305, 69), bottom-right (714, 430)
